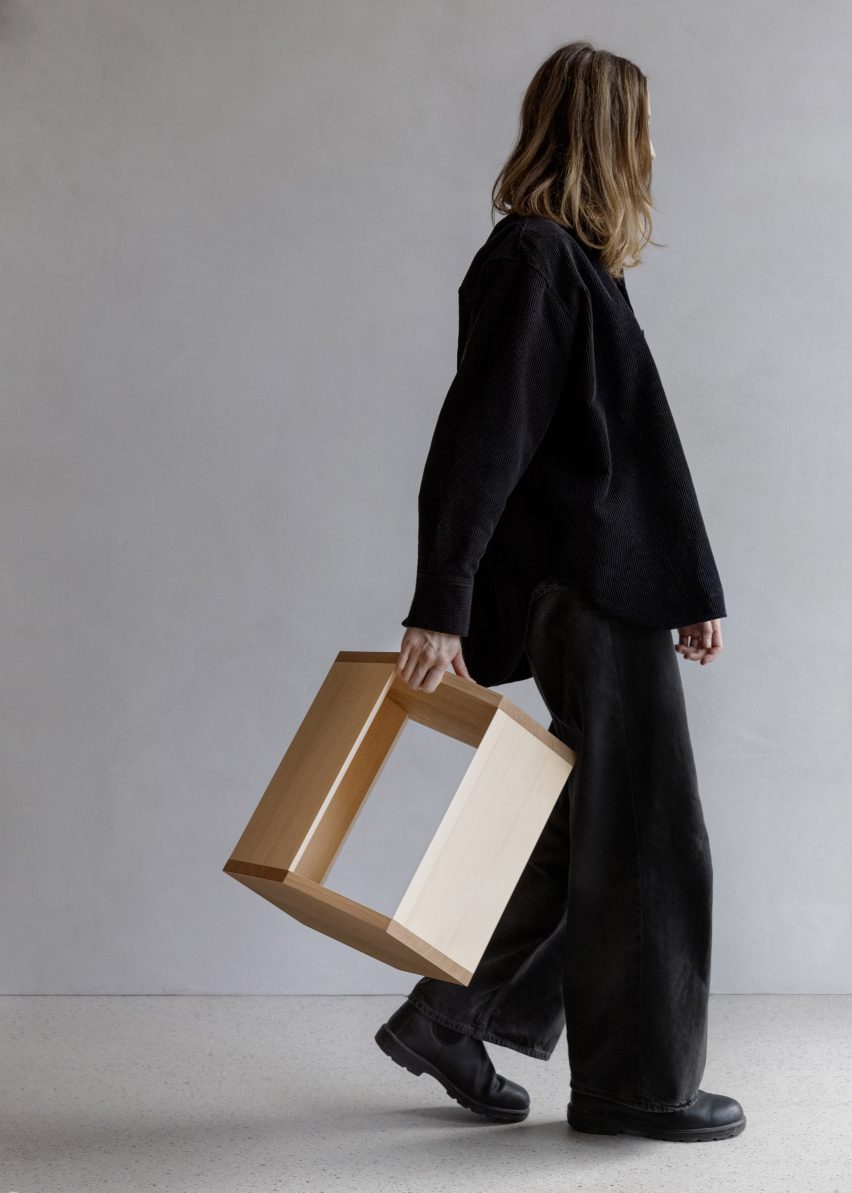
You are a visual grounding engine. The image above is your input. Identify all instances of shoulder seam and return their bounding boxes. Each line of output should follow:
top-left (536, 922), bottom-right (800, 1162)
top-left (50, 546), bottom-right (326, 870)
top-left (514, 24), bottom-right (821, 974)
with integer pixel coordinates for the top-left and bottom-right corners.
top-left (481, 250), bottom-right (584, 323)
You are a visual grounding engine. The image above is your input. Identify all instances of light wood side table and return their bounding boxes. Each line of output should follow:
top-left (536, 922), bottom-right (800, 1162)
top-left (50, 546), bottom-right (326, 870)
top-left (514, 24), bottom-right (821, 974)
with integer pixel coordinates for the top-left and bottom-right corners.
top-left (223, 651), bottom-right (575, 985)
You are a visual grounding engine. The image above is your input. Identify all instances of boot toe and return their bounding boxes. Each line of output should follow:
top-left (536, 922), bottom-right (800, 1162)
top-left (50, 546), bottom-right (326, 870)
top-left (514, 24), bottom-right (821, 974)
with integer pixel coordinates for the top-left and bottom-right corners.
top-left (494, 1074), bottom-right (531, 1113)
top-left (704, 1091), bottom-right (745, 1127)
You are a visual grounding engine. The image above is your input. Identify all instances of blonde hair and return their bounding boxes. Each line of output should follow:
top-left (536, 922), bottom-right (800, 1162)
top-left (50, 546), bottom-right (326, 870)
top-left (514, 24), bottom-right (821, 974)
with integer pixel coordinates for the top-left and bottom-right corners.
top-left (491, 41), bottom-right (659, 278)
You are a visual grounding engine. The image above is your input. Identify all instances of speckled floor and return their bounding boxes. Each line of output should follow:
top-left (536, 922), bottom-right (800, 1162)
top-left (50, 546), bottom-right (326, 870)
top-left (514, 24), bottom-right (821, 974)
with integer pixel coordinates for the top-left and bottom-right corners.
top-left (1, 994), bottom-right (850, 1192)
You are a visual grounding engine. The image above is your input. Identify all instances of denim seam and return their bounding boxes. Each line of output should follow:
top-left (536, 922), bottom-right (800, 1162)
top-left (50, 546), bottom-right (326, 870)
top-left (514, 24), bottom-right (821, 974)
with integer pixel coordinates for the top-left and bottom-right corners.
top-left (470, 935), bottom-right (540, 1040)
top-left (468, 903), bottom-right (565, 1044)
top-left (605, 616), bottom-right (646, 1104)
top-left (407, 995), bottom-right (553, 1060)
top-left (471, 988), bottom-right (503, 1036)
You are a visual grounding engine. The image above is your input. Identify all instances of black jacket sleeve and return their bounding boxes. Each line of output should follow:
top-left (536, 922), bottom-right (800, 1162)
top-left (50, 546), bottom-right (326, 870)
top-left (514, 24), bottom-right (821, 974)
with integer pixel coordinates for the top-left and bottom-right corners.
top-left (401, 253), bottom-right (578, 637)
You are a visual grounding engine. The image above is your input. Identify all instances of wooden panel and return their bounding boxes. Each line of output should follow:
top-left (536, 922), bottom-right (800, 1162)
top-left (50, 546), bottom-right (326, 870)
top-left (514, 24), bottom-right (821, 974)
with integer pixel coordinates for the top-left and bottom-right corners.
top-left (227, 658), bottom-right (396, 870)
top-left (388, 669), bottom-right (576, 764)
top-left (387, 674), bottom-right (499, 747)
top-left (225, 864), bottom-right (472, 983)
top-left (292, 694), bottom-right (408, 882)
top-left (496, 697), bottom-right (577, 764)
top-left (334, 651), bottom-right (403, 663)
top-left (392, 708), bottom-right (575, 973)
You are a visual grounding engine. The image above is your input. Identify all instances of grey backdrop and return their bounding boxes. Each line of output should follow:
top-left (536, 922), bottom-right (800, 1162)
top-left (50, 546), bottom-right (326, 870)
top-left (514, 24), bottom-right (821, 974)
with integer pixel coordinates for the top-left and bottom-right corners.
top-left (2, 0), bottom-right (850, 995)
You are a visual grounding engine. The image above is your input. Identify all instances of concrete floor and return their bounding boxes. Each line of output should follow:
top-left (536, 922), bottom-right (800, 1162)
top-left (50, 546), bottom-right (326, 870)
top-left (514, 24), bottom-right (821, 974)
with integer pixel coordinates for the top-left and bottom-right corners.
top-left (1, 994), bottom-right (850, 1193)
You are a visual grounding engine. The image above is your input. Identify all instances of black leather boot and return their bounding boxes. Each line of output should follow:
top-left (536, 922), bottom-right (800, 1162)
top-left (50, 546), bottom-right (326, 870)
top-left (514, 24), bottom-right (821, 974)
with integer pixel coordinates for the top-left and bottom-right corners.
top-left (375, 1001), bottom-right (530, 1122)
top-left (567, 1087), bottom-right (746, 1141)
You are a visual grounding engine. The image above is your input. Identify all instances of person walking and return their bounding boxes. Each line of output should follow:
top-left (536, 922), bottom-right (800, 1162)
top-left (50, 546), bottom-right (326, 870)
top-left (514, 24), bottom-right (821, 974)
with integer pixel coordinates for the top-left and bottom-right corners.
top-left (375, 41), bottom-right (746, 1143)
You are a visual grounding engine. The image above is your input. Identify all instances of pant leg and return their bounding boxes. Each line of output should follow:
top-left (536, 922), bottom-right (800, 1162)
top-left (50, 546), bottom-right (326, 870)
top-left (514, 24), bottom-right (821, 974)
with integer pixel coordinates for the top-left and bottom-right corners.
top-left (405, 722), bottom-right (573, 1060)
top-left (524, 582), bottom-right (713, 1111)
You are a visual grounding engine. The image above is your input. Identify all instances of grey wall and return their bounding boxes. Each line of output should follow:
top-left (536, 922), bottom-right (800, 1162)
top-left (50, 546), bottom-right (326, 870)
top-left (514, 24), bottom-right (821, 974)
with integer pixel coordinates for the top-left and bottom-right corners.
top-left (1, 0), bottom-right (850, 994)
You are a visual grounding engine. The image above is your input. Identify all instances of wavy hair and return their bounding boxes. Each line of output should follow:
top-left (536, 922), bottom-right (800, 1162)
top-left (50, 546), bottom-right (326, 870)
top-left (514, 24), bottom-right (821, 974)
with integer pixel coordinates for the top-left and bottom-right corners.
top-left (491, 41), bottom-right (659, 278)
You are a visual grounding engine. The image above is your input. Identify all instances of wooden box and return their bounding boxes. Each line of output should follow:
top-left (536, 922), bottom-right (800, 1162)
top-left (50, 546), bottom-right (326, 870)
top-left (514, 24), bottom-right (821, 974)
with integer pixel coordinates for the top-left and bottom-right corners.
top-left (223, 651), bottom-right (575, 985)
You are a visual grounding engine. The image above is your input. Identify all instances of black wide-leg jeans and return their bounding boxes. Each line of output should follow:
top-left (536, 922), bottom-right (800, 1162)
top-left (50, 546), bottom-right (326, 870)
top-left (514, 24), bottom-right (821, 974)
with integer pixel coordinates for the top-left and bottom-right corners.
top-left (404, 580), bottom-right (714, 1112)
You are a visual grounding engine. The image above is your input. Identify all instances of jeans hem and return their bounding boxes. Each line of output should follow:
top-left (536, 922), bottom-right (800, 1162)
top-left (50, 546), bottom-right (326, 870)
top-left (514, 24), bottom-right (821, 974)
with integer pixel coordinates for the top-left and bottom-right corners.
top-left (569, 1079), bottom-right (701, 1112)
top-left (407, 995), bottom-right (555, 1061)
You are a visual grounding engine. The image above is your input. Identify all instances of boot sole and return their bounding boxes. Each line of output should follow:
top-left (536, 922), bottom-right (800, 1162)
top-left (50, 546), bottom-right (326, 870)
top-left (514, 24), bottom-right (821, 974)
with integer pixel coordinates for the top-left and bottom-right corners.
top-left (375, 1023), bottom-right (529, 1123)
top-left (567, 1102), bottom-right (746, 1142)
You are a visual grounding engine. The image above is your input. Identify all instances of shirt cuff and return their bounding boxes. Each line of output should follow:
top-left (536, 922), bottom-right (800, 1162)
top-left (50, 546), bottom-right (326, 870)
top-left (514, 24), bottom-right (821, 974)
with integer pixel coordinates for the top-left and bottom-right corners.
top-left (400, 574), bottom-right (473, 638)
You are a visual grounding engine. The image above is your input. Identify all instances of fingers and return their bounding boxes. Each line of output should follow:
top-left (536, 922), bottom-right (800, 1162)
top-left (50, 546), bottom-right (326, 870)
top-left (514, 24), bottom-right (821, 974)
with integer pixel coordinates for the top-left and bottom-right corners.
top-left (451, 646), bottom-right (472, 680)
top-left (395, 628), bottom-right (466, 692)
top-left (674, 619), bottom-right (724, 665)
top-left (411, 662), bottom-right (446, 692)
top-left (675, 630), bottom-right (707, 660)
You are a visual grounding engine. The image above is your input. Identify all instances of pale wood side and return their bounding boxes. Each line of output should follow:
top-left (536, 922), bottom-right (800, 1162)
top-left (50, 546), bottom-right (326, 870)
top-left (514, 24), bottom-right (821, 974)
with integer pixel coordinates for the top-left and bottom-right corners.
top-left (392, 708), bottom-right (575, 973)
top-left (227, 658), bottom-right (397, 870)
top-left (492, 692), bottom-right (577, 764)
top-left (225, 865), bottom-right (472, 983)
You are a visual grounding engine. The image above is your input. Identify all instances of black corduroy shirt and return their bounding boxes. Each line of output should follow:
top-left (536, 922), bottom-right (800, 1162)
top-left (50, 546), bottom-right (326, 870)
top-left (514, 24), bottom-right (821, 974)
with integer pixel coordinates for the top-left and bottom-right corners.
top-left (401, 212), bottom-right (727, 687)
